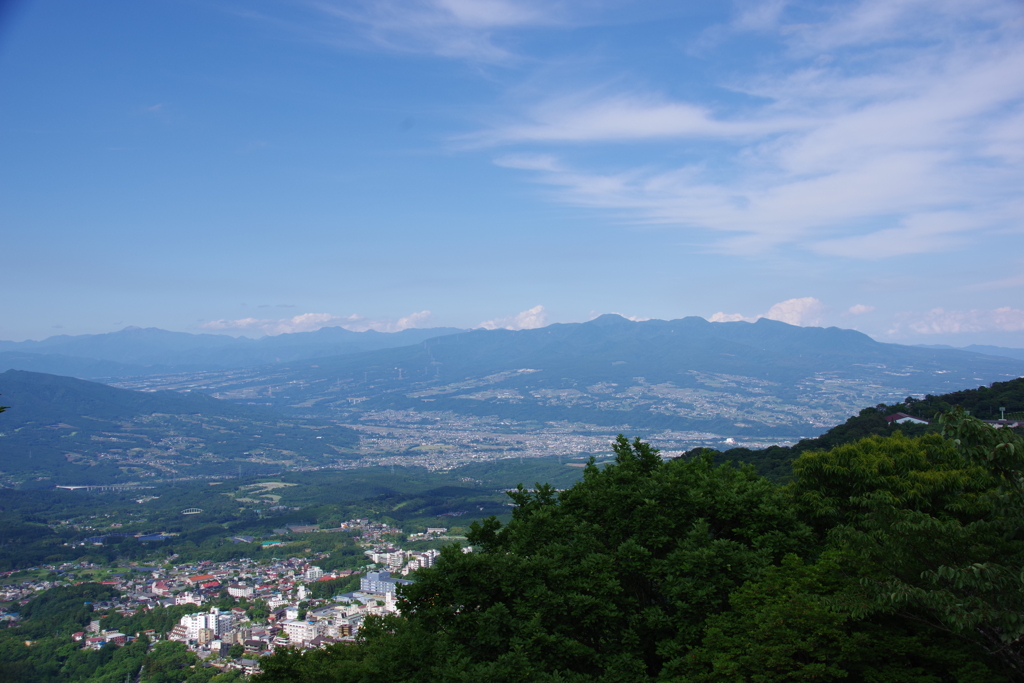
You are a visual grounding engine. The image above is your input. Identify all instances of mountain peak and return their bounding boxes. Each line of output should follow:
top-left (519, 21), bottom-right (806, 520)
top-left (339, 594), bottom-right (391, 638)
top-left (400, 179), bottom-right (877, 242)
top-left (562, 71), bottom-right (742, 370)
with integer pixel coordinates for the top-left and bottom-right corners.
top-left (587, 313), bottom-right (632, 327)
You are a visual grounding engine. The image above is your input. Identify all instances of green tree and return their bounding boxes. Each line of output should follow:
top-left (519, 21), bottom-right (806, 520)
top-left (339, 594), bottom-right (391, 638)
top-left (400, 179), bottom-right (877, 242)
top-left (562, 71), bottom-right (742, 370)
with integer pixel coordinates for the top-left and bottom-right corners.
top-left (250, 430), bottom-right (1020, 682)
top-left (257, 436), bottom-right (811, 682)
top-left (790, 415), bottom-right (1024, 678)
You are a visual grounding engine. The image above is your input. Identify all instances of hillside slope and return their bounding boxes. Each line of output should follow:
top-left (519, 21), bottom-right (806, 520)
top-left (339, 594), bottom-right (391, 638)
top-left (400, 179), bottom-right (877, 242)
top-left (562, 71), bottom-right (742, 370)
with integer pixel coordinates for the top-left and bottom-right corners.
top-left (198, 315), bottom-right (1024, 438)
top-left (714, 376), bottom-right (1024, 479)
top-left (0, 370), bottom-right (358, 486)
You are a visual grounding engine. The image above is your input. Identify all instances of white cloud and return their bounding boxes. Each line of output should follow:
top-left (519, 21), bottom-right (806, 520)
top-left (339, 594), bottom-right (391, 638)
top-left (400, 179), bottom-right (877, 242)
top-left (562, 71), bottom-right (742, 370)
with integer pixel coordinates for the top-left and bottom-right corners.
top-left (201, 311), bottom-right (433, 336)
top-left (394, 310), bottom-right (431, 329)
top-left (811, 212), bottom-right (979, 258)
top-left (472, 93), bottom-right (806, 145)
top-left (610, 312), bottom-right (650, 322)
top-left (709, 312), bottom-right (757, 323)
top-left (848, 304), bottom-right (875, 315)
top-left (732, 0), bottom-right (789, 33)
top-left (890, 306), bottom-right (1024, 335)
top-left (763, 297), bottom-right (826, 326)
top-left (308, 0), bottom-right (558, 63)
top-left (493, 153), bottom-right (565, 172)
top-left (709, 297), bottom-right (826, 326)
top-left (481, 0), bottom-right (1024, 257)
top-left (479, 305), bottom-right (547, 330)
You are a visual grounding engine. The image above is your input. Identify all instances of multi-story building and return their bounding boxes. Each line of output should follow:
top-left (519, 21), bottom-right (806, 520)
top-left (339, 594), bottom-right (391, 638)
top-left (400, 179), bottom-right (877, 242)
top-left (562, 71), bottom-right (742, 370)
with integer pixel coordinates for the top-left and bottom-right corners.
top-left (227, 584), bottom-right (254, 599)
top-left (281, 619), bottom-right (323, 644)
top-left (419, 549), bottom-right (440, 567)
top-left (178, 607), bottom-right (232, 641)
top-left (359, 570), bottom-right (413, 597)
top-left (267, 595), bottom-right (290, 609)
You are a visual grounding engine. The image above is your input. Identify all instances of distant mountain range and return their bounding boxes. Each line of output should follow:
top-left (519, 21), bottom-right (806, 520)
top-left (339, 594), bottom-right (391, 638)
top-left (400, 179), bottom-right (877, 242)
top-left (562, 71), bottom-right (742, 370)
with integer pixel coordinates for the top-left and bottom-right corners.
top-left (0, 325), bottom-right (463, 377)
top-left (2, 322), bottom-right (1022, 383)
top-left (2, 316), bottom-right (1023, 487)
top-left (151, 314), bottom-right (1024, 437)
top-left (916, 343), bottom-right (1024, 362)
top-left (0, 369), bottom-right (358, 486)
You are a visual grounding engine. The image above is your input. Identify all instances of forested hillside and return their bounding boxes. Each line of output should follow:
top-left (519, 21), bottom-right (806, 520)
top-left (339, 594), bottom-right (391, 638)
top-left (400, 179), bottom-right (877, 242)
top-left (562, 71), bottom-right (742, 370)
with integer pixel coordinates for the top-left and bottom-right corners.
top-left (712, 376), bottom-right (1024, 480)
top-left (0, 370), bottom-right (359, 484)
top-left (255, 410), bottom-right (1024, 682)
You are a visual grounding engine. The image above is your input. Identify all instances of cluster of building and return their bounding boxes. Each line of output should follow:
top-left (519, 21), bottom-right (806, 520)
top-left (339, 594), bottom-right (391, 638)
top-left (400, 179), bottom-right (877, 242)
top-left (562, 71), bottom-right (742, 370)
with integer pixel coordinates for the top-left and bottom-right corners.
top-left (364, 547), bottom-right (442, 575)
top-left (2, 516), bottom-right (471, 677)
top-left (151, 563), bottom-right (448, 673)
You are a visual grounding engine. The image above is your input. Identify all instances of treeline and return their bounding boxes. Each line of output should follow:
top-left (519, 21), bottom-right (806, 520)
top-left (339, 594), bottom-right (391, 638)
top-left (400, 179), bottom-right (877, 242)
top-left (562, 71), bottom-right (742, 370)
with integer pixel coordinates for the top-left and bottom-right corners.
top-left (304, 574), bottom-right (362, 601)
top-left (0, 583), bottom-right (240, 683)
top-left (0, 637), bottom-right (241, 683)
top-left (15, 584), bottom-right (119, 640)
top-left (255, 409), bottom-right (1024, 682)
top-left (710, 376), bottom-right (1024, 480)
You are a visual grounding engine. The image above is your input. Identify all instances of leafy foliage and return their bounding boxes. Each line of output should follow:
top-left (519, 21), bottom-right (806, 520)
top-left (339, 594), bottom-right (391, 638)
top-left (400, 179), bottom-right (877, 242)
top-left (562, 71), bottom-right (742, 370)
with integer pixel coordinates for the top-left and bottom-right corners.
top-left (710, 376), bottom-right (1024, 480)
top-left (253, 423), bottom-right (1021, 682)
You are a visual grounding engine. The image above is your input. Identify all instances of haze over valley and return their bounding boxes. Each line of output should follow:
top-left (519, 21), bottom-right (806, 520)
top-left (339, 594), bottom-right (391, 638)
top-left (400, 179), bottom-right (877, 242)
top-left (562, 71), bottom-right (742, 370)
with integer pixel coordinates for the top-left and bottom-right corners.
top-left (2, 316), bottom-right (1022, 488)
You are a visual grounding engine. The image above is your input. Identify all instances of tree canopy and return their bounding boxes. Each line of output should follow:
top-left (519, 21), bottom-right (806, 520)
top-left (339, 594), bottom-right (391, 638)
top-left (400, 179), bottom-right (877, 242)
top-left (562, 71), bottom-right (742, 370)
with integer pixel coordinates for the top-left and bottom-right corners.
top-left (254, 415), bottom-right (1023, 682)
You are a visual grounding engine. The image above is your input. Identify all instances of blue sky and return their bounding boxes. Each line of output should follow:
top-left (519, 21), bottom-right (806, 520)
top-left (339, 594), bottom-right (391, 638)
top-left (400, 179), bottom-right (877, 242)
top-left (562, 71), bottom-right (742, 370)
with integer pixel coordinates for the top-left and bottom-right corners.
top-left (1, 0), bottom-right (1023, 346)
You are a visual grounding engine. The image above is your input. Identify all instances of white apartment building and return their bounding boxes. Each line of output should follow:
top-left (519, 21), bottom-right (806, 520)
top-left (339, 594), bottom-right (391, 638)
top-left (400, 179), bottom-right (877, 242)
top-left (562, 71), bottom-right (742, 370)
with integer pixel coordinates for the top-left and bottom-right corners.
top-left (227, 584), bottom-right (254, 599)
top-left (281, 619), bottom-right (323, 644)
top-left (179, 608), bottom-right (232, 641)
top-left (267, 595), bottom-right (290, 609)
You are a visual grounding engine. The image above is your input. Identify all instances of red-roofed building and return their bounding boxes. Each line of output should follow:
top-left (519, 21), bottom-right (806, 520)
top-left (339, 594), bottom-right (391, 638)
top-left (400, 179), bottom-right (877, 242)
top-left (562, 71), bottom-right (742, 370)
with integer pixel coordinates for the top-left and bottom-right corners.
top-left (188, 574), bottom-right (216, 585)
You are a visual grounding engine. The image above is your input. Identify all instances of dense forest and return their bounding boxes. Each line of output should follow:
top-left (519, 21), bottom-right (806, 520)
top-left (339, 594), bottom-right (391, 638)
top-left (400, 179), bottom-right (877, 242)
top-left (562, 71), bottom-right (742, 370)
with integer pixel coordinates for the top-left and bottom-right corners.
top-left (711, 376), bottom-right (1024, 480)
top-left (254, 407), bottom-right (1024, 682)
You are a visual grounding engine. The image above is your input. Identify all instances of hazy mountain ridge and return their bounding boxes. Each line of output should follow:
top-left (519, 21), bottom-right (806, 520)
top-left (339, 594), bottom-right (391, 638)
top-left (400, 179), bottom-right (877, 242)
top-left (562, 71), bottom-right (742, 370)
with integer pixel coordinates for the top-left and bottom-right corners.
top-left (0, 370), bottom-right (358, 487)
top-left (0, 325), bottom-right (464, 377)
top-left (3, 317), bottom-right (1023, 487)
top-left (916, 343), bottom-right (1024, 362)
top-left (161, 315), bottom-right (1024, 437)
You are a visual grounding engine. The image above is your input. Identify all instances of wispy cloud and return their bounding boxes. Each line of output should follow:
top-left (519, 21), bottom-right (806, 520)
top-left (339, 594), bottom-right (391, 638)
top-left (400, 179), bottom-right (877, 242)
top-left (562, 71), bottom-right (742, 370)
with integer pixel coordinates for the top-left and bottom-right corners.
top-left (710, 297), bottom-right (826, 326)
top-left (201, 310), bottom-right (433, 336)
top-left (305, 0), bottom-right (560, 63)
top-left (888, 306), bottom-right (1024, 335)
top-left (471, 92), bottom-right (807, 145)
top-left (968, 272), bottom-right (1024, 291)
top-left (479, 304), bottom-right (547, 330)
top-left (481, 0), bottom-right (1024, 257)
